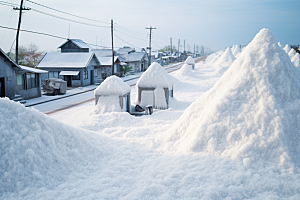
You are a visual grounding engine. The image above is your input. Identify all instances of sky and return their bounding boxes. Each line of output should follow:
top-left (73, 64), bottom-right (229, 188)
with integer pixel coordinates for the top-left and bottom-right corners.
top-left (0, 0), bottom-right (299, 53)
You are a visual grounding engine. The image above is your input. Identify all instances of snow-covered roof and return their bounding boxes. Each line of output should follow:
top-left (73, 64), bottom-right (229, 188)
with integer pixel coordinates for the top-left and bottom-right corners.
top-left (94, 75), bottom-right (131, 96)
top-left (20, 65), bottom-right (48, 73)
top-left (92, 49), bottom-right (114, 57)
top-left (121, 52), bottom-right (147, 62)
top-left (58, 39), bottom-right (90, 49)
top-left (136, 62), bottom-right (173, 89)
top-left (117, 46), bottom-right (135, 56)
top-left (98, 56), bottom-right (119, 66)
top-left (185, 56), bottom-right (195, 65)
top-left (37, 52), bottom-right (98, 68)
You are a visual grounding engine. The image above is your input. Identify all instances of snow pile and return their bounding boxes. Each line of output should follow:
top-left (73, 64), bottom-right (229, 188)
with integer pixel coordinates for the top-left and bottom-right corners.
top-left (167, 28), bottom-right (300, 171)
top-left (288, 48), bottom-right (296, 60)
top-left (94, 75), bottom-right (130, 96)
top-left (283, 44), bottom-right (291, 54)
top-left (292, 53), bottom-right (300, 68)
top-left (176, 63), bottom-right (193, 76)
top-left (154, 87), bottom-right (167, 109)
top-left (137, 62), bottom-right (173, 89)
top-left (206, 50), bottom-right (224, 65)
top-left (141, 90), bottom-right (154, 108)
top-left (0, 98), bottom-right (111, 194)
top-left (278, 42), bottom-right (283, 48)
top-left (213, 47), bottom-right (236, 74)
top-left (95, 95), bottom-right (122, 114)
top-left (232, 45), bottom-right (241, 58)
top-left (185, 56), bottom-right (195, 65)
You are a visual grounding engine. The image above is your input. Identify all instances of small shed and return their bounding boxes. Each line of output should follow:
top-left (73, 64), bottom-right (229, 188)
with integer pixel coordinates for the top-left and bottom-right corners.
top-left (136, 62), bottom-right (173, 109)
top-left (94, 75), bottom-right (131, 113)
top-left (185, 56), bottom-right (195, 70)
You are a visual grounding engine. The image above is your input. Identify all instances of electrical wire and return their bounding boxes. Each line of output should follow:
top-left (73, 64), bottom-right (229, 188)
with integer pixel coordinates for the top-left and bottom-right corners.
top-left (114, 34), bottom-right (140, 49)
top-left (114, 23), bottom-right (146, 36)
top-left (115, 29), bottom-right (148, 42)
top-left (26, 0), bottom-right (110, 24)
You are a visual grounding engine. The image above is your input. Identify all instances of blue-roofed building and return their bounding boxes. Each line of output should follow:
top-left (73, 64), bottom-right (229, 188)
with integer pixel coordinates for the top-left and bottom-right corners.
top-left (58, 39), bottom-right (90, 53)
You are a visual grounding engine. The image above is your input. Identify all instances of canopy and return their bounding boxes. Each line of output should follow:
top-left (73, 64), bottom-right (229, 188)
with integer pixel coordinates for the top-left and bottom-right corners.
top-left (59, 71), bottom-right (80, 76)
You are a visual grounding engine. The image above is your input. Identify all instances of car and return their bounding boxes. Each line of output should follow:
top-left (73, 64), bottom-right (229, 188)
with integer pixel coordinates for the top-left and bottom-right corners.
top-left (42, 78), bottom-right (67, 95)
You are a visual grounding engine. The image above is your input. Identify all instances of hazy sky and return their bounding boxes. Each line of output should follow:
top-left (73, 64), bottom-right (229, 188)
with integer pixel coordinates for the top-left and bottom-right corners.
top-left (0, 0), bottom-right (299, 53)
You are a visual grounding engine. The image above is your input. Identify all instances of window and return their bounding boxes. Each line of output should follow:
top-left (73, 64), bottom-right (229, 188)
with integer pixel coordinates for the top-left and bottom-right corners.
top-left (84, 70), bottom-right (88, 79)
top-left (16, 74), bottom-right (25, 91)
top-left (94, 68), bottom-right (97, 77)
top-left (72, 72), bottom-right (80, 80)
top-left (49, 72), bottom-right (59, 78)
top-left (26, 73), bottom-right (36, 89)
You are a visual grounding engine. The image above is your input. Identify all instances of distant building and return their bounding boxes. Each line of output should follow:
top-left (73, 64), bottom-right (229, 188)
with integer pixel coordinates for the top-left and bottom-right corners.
top-left (0, 48), bottom-right (47, 101)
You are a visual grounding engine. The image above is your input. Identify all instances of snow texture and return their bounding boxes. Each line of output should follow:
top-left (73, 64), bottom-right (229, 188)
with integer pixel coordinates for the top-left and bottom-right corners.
top-left (232, 45), bottom-right (241, 58)
top-left (94, 95), bottom-right (121, 114)
top-left (94, 75), bottom-right (130, 96)
top-left (288, 48), bottom-right (296, 60)
top-left (167, 28), bottom-right (300, 172)
top-left (154, 87), bottom-right (167, 109)
top-left (141, 90), bottom-right (154, 107)
top-left (292, 53), bottom-right (300, 68)
top-left (283, 44), bottom-right (291, 54)
top-left (213, 47), bottom-right (236, 75)
top-left (185, 56), bottom-right (195, 65)
top-left (278, 42), bottom-right (283, 48)
top-left (176, 63), bottom-right (193, 77)
top-left (137, 62), bottom-right (173, 89)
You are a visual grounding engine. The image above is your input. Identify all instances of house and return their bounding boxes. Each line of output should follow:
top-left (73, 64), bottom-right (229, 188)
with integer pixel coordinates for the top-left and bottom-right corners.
top-left (0, 48), bottom-right (47, 101)
top-left (116, 46), bottom-right (149, 73)
top-left (37, 39), bottom-right (101, 86)
top-left (96, 56), bottom-right (121, 81)
top-left (136, 62), bottom-right (173, 109)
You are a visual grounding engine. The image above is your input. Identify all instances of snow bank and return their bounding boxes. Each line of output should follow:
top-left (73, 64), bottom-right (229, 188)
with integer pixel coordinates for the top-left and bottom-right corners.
top-left (283, 44), bottom-right (291, 54)
top-left (185, 56), bottom-right (195, 65)
top-left (288, 48), bottom-right (296, 60)
top-left (94, 75), bottom-right (130, 96)
top-left (176, 63), bottom-right (193, 76)
top-left (167, 28), bottom-right (300, 171)
top-left (232, 45), bottom-right (241, 58)
top-left (213, 47), bottom-right (236, 75)
top-left (292, 53), bottom-right (300, 68)
top-left (0, 98), bottom-right (112, 194)
top-left (94, 95), bottom-right (122, 114)
top-left (137, 62), bottom-right (173, 89)
top-left (205, 50), bottom-right (224, 65)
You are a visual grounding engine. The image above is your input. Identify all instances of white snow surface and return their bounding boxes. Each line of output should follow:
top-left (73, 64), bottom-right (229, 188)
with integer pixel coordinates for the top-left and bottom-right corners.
top-left (94, 95), bottom-right (121, 114)
top-left (292, 53), bottom-right (300, 68)
top-left (283, 44), bottom-right (291, 54)
top-left (184, 56), bottom-right (195, 65)
top-left (137, 62), bottom-right (173, 89)
top-left (278, 42), bottom-right (283, 48)
top-left (154, 87), bottom-right (167, 109)
top-left (176, 63), bottom-right (193, 77)
top-left (213, 47), bottom-right (236, 75)
top-left (94, 75), bottom-right (130, 96)
top-left (2, 29), bottom-right (300, 199)
top-left (231, 45), bottom-right (241, 57)
top-left (167, 28), bottom-right (300, 172)
top-left (288, 48), bottom-right (296, 60)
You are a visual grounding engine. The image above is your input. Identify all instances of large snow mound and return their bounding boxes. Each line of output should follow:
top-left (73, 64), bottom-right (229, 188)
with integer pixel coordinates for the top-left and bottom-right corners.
top-left (137, 62), bottom-right (173, 89)
top-left (176, 63), bottom-right (193, 76)
top-left (283, 44), bottom-right (291, 54)
top-left (288, 48), bottom-right (296, 60)
top-left (185, 56), bottom-right (195, 65)
top-left (94, 75), bottom-right (130, 96)
top-left (232, 45), bottom-right (241, 58)
top-left (167, 28), bottom-right (300, 171)
top-left (0, 98), bottom-right (112, 194)
top-left (213, 47), bottom-right (236, 69)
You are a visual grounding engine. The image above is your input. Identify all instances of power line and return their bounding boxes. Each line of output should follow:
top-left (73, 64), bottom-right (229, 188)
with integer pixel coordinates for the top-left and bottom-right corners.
top-left (26, 0), bottom-right (110, 24)
top-left (115, 29), bottom-right (148, 42)
top-left (114, 23), bottom-right (146, 36)
top-left (114, 34), bottom-right (140, 49)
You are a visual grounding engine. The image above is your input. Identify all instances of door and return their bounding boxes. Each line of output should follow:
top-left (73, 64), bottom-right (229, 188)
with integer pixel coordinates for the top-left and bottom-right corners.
top-left (90, 70), bottom-right (94, 85)
top-left (64, 76), bottom-right (71, 87)
top-left (0, 77), bottom-right (5, 97)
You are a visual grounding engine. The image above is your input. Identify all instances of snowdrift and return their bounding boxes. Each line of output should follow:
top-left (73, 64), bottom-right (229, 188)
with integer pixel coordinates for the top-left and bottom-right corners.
top-left (176, 63), bottom-right (193, 77)
top-left (292, 53), bottom-right (300, 68)
top-left (213, 47), bottom-right (236, 75)
top-left (167, 29), bottom-right (300, 171)
top-left (283, 44), bottom-right (291, 54)
top-left (0, 98), bottom-right (112, 194)
top-left (288, 48), bottom-right (296, 60)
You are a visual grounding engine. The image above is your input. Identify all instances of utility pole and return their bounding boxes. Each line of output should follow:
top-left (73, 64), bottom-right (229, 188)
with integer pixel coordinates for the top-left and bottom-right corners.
top-left (194, 44), bottom-right (195, 58)
top-left (14, 0), bottom-right (30, 64)
top-left (145, 26), bottom-right (156, 66)
top-left (170, 37), bottom-right (172, 63)
top-left (184, 40), bottom-right (186, 59)
top-left (111, 19), bottom-right (114, 75)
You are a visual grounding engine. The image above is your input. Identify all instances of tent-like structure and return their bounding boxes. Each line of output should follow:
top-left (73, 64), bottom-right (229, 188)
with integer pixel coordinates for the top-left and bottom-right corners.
top-left (185, 56), bottom-right (195, 70)
top-left (94, 76), bottom-right (131, 113)
top-left (136, 62), bottom-right (173, 109)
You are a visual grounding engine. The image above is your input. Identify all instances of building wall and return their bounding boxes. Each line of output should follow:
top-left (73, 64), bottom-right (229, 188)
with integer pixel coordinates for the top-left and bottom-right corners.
top-left (0, 55), bottom-right (17, 99)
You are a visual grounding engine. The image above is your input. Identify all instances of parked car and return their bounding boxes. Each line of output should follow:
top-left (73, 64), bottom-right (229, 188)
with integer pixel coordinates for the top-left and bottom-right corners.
top-left (42, 78), bottom-right (67, 95)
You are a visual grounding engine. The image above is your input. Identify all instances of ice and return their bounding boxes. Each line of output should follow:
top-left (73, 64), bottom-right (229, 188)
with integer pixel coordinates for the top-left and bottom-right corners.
top-left (94, 75), bottom-right (130, 96)
top-left (288, 48), bottom-right (296, 60)
top-left (137, 62), bottom-right (173, 89)
top-left (167, 28), bottom-right (300, 172)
